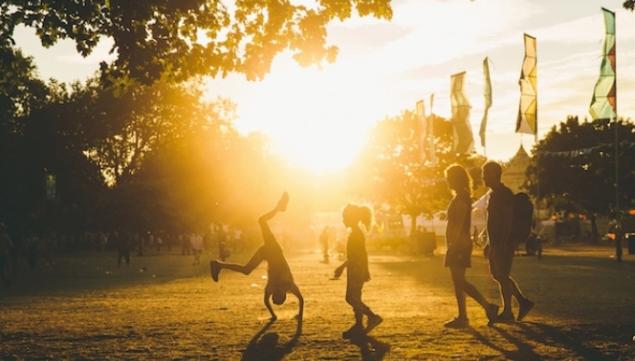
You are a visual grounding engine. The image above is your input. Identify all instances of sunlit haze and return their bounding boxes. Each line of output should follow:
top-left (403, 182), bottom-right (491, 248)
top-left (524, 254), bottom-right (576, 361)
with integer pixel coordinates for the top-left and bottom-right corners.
top-left (12, 0), bottom-right (635, 171)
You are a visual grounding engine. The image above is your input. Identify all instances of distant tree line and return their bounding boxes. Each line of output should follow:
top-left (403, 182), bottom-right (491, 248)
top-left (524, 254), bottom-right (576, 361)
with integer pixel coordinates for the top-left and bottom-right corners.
top-left (0, 45), bottom-right (295, 241)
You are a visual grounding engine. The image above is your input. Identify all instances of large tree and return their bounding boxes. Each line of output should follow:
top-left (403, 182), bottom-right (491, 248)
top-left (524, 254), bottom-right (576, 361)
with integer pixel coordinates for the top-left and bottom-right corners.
top-left (526, 116), bottom-right (635, 241)
top-left (80, 79), bottom-right (218, 184)
top-left (352, 110), bottom-right (485, 236)
top-left (1, 0), bottom-right (392, 83)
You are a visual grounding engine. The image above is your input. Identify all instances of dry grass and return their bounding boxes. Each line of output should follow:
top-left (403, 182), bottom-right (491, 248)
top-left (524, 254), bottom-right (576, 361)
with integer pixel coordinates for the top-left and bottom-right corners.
top-left (1, 247), bottom-right (634, 360)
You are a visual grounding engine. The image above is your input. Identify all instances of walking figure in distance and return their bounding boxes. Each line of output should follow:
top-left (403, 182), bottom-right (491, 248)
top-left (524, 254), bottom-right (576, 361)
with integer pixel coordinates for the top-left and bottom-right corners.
top-left (320, 226), bottom-right (330, 263)
top-left (482, 161), bottom-right (534, 322)
top-left (116, 231), bottom-right (130, 267)
top-left (210, 192), bottom-right (303, 321)
top-left (443, 164), bottom-right (499, 328)
top-left (334, 204), bottom-right (382, 338)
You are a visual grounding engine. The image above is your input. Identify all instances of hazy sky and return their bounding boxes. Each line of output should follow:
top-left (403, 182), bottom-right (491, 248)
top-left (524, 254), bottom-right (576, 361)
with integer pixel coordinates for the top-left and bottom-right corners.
top-left (13, 0), bottom-right (635, 171)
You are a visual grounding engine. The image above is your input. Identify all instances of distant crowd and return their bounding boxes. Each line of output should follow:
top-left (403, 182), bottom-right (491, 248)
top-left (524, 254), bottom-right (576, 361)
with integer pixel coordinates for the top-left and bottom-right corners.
top-left (0, 223), bottom-right (248, 286)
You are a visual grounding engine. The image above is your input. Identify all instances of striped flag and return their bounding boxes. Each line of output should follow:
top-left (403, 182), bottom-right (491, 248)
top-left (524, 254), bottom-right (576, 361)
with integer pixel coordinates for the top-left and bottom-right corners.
top-left (450, 71), bottom-right (475, 154)
top-left (590, 8), bottom-right (617, 120)
top-left (516, 34), bottom-right (537, 135)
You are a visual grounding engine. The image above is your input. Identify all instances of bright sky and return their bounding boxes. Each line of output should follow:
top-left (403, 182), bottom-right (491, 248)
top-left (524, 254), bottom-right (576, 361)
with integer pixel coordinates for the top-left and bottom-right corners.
top-left (12, 0), bottom-right (635, 172)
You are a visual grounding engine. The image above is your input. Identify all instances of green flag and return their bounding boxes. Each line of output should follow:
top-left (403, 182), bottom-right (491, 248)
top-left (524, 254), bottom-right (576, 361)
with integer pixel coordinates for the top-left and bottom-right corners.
top-left (451, 71), bottom-right (474, 154)
top-left (590, 8), bottom-right (616, 120)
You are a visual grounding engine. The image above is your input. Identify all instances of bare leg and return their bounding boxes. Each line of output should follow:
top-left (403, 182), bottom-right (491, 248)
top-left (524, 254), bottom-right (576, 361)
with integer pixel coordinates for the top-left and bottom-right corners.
top-left (346, 281), bottom-right (381, 334)
top-left (508, 276), bottom-right (528, 303)
top-left (450, 267), bottom-right (468, 320)
top-left (259, 193), bottom-right (288, 232)
top-left (346, 281), bottom-right (366, 327)
top-left (217, 247), bottom-right (265, 275)
top-left (497, 277), bottom-right (514, 316)
top-left (452, 267), bottom-right (491, 309)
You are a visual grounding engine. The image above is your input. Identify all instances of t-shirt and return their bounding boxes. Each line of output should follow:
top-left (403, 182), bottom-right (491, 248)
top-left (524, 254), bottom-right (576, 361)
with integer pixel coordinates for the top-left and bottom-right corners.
top-left (346, 227), bottom-right (370, 283)
top-left (487, 183), bottom-right (514, 248)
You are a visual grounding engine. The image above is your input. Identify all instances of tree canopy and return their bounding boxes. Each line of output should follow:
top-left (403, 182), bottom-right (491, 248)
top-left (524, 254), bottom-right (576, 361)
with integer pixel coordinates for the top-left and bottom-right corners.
top-left (351, 110), bottom-right (485, 235)
top-left (526, 116), bottom-right (635, 218)
top-left (1, 0), bottom-right (392, 83)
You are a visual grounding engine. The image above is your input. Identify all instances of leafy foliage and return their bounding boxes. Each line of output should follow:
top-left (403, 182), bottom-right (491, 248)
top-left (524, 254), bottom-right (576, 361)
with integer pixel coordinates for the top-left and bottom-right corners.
top-left (351, 110), bottom-right (485, 234)
top-left (1, 0), bottom-right (392, 83)
top-left (527, 116), bottom-right (635, 217)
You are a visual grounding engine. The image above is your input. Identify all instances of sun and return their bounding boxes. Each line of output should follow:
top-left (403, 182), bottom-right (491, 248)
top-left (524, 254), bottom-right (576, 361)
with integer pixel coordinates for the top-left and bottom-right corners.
top-left (227, 57), bottom-right (378, 174)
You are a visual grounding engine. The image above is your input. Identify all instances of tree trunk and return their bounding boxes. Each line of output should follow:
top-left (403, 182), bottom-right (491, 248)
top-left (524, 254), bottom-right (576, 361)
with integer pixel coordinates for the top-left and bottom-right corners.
top-left (410, 213), bottom-right (418, 237)
top-left (590, 213), bottom-right (599, 243)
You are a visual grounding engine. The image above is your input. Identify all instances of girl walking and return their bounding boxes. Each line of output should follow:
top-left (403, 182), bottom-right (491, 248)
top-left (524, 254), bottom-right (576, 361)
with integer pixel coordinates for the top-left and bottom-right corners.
top-left (334, 204), bottom-right (382, 338)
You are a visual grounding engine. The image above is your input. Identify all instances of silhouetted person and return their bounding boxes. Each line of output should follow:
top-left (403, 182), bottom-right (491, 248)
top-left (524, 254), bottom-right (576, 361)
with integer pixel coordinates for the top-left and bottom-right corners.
top-left (482, 161), bottom-right (533, 322)
top-left (180, 233), bottom-right (191, 255)
top-left (334, 204), bottom-right (382, 339)
top-left (116, 231), bottom-right (130, 267)
top-left (608, 210), bottom-right (623, 262)
top-left (443, 164), bottom-right (498, 328)
top-left (155, 233), bottom-right (163, 252)
top-left (191, 232), bottom-right (203, 265)
top-left (210, 192), bottom-right (303, 321)
top-left (216, 225), bottom-right (229, 261)
top-left (0, 223), bottom-right (13, 286)
top-left (320, 226), bottom-right (330, 263)
top-left (135, 232), bottom-right (143, 256)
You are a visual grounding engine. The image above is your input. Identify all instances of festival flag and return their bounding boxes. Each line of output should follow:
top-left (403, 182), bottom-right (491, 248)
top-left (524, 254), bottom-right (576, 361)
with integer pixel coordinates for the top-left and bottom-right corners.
top-left (516, 34), bottom-right (537, 135)
top-left (590, 8), bottom-right (617, 120)
top-left (428, 94), bottom-right (437, 164)
top-left (480, 57), bottom-right (492, 148)
top-left (450, 71), bottom-right (474, 153)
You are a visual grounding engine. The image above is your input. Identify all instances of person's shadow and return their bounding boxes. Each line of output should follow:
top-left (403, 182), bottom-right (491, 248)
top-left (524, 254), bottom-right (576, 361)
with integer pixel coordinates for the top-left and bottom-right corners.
top-left (464, 322), bottom-right (616, 361)
top-left (348, 333), bottom-right (391, 361)
top-left (241, 319), bottom-right (302, 361)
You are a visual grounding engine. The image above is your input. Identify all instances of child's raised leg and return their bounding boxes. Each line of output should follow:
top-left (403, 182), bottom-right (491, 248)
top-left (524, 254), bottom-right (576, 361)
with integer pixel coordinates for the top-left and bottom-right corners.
top-left (210, 247), bottom-right (265, 281)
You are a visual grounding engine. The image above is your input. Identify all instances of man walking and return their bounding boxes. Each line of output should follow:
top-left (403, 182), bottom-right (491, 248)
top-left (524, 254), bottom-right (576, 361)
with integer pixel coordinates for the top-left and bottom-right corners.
top-left (483, 161), bottom-right (534, 322)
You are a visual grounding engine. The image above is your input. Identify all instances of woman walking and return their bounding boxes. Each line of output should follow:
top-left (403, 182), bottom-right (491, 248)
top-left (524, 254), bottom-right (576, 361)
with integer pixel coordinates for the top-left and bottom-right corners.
top-left (443, 164), bottom-right (498, 328)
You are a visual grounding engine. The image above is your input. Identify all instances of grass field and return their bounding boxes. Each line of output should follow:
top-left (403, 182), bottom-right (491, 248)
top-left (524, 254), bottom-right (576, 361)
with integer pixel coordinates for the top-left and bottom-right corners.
top-left (1, 246), bottom-right (634, 360)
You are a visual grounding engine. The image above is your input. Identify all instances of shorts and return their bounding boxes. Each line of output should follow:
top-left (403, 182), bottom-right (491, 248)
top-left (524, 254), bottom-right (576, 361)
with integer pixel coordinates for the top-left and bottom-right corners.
top-left (345, 277), bottom-right (364, 305)
top-left (444, 246), bottom-right (472, 268)
top-left (488, 246), bottom-right (514, 279)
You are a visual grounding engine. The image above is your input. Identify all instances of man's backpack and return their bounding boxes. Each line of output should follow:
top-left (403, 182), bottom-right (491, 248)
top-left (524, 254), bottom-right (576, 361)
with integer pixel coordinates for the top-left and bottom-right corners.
top-left (511, 192), bottom-right (534, 244)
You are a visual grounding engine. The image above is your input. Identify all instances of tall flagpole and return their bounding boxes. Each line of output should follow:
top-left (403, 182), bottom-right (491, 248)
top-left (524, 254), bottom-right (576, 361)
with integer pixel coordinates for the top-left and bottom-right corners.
top-left (614, 10), bottom-right (620, 223)
top-left (589, 8), bottom-right (619, 258)
top-left (535, 44), bottom-right (540, 217)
